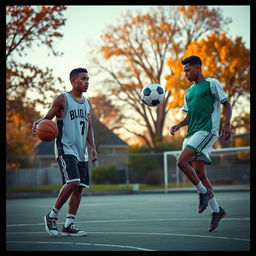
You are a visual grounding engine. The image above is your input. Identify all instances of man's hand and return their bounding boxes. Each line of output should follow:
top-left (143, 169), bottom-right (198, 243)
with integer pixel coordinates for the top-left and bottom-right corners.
top-left (32, 119), bottom-right (43, 136)
top-left (170, 124), bottom-right (181, 136)
top-left (221, 123), bottom-right (232, 141)
top-left (89, 148), bottom-right (98, 163)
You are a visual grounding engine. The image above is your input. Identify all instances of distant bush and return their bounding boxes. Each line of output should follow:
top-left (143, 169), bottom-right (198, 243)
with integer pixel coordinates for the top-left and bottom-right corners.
top-left (92, 164), bottom-right (122, 184)
top-left (144, 170), bottom-right (163, 185)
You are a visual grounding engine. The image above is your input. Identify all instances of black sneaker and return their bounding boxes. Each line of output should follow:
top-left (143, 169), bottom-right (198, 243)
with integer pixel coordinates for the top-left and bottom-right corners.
top-left (44, 213), bottom-right (58, 237)
top-left (209, 207), bottom-right (227, 232)
top-left (62, 223), bottom-right (87, 237)
top-left (198, 189), bottom-right (214, 213)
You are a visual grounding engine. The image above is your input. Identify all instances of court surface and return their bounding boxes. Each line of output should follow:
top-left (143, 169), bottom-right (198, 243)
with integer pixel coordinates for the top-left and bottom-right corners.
top-left (6, 191), bottom-right (250, 251)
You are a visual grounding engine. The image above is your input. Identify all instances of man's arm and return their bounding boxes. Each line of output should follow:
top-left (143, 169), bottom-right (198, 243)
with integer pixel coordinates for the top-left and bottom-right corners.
top-left (87, 109), bottom-right (97, 163)
top-left (221, 100), bottom-right (232, 141)
top-left (32, 94), bottom-right (64, 135)
top-left (170, 116), bottom-right (188, 136)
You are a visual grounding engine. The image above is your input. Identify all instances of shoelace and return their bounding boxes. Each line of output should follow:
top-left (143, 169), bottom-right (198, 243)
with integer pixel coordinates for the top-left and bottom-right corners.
top-left (51, 219), bottom-right (57, 229)
top-left (70, 224), bottom-right (79, 231)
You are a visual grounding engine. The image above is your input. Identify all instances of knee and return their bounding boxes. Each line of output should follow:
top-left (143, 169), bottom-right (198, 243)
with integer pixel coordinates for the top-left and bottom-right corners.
top-left (177, 159), bottom-right (186, 169)
top-left (67, 181), bottom-right (80, 190)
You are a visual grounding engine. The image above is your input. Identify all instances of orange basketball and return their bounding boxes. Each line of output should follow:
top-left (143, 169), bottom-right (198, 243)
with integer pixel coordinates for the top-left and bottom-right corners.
top-left (36, 119), bottom-right (58, 142)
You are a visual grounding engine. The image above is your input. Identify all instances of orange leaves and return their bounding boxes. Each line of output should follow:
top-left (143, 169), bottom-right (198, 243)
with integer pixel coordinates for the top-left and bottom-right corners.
top-left (100, 46), bottom-right (123, 59)
top-left (6, 5), bottom-right (66, 58)
top-left (182, 31), bottom-right (250, 113)
top-left (94, 6), bottom-right (240, 147)
top-left (165, 58), bottom-right (187, 109)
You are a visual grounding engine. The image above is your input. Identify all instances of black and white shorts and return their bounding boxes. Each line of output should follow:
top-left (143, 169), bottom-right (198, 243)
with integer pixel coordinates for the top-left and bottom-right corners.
top-left (57, 154), bottom-right (89, 188)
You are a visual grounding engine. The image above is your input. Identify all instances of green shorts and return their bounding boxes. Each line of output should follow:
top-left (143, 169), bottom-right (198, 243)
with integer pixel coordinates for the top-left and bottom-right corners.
top-left (182, 131), bottom-right (217, 164)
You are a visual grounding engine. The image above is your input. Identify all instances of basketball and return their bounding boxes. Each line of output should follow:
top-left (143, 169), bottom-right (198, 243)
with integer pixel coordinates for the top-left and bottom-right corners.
top-left (36, 119), bottom-right (58, 142)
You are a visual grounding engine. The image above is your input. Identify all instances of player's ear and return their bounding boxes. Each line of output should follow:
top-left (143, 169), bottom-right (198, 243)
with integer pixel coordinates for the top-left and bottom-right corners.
top-left (70, 78), bottom-right (75, 85)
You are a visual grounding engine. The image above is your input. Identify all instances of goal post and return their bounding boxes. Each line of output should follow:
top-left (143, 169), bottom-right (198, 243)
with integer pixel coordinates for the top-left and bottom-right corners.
top-left (163, 146), bottom-right (250, 193)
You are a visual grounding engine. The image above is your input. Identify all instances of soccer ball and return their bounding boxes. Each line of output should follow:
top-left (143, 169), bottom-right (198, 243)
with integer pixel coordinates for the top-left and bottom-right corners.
top-left (141, 83), bottom-right (165, 107)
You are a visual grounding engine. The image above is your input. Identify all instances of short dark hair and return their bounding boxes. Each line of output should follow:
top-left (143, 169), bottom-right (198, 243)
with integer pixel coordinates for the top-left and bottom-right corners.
top-left (69, 68), bottom-right (88, 80)
top-left (182, 56), bottom-right (202, 66)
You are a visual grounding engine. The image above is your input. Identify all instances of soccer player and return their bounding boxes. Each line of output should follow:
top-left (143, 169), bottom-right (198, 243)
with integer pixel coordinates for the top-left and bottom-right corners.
top-left (32, 68), bottom-right (97, 237)
top-left (170, 56), bottom-right (232, 232)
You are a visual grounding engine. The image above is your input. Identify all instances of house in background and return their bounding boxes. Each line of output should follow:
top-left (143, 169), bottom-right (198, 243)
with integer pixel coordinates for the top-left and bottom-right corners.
top-left (33, 116), bottom-right (129, 170)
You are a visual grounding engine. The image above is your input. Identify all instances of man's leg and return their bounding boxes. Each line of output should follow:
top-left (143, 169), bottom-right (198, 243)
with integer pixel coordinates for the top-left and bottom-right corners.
top-left (44, 181), bottom-right (79, 237)
top-left (192, 160), bottom-right (213, 190)
top-left (177, 147), bottom-right (201, 186)
top-left (61, 185), bottom-right (87, 236)
top-left (45, 154), bottom-right (81, 237)
top-left (192, 160), bottom-right (219, 212)
top-left (54, 181), bottom-right (80, 210)
top-left (192, 160), bottom-right (227, 232)
top-left (62, 161), bottom-right (88, 236)
top-left (68, 186), bottom-right (83, 215)
top-left (177, 148), bottom-right (213, 213)
top-left (63, 186), bottom-right (84, 230)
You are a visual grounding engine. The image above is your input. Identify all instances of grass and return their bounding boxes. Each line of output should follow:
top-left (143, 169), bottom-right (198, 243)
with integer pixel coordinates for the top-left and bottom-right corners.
top-left (6, 183), bottom-right (194, 193)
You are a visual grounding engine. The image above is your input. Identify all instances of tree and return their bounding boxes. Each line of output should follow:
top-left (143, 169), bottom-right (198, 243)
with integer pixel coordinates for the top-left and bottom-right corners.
top-left (6, 5), bottom-right (67, 110)
top-left (88, 93), bottom-right (124, 132)
top-left (6, 5), bottom-right (66, 58)
top-left (92, 6), bottom-right (231, 148)
top-left (6, 103), bottom-right (41, 168)
top-left (6, 5), bottom-right (67, 164)
top-left (167, 32), bottom-right (250, 135)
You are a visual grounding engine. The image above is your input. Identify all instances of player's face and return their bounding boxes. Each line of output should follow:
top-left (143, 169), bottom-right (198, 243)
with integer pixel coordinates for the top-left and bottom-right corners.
top-left (72, 72), bottom-right (89, 92)
top-left (183, 64), bottom-right (199, 82)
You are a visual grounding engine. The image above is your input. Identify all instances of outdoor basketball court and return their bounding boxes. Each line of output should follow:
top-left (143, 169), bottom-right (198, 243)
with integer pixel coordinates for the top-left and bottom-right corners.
top-left (6, 191), bottom-right (250, 251)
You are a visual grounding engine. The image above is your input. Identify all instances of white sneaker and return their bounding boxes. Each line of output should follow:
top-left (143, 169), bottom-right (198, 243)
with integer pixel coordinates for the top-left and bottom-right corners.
top-left (61, 223), bottom-right (87, 237)
top-left (44, 213), bottom-right (58, 237)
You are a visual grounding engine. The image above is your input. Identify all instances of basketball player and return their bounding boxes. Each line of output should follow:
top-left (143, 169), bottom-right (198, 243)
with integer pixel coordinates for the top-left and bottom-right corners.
top-left (32, 68), bottom-right (97, 237)
top-left (170, 56), bottom-right (232, 232)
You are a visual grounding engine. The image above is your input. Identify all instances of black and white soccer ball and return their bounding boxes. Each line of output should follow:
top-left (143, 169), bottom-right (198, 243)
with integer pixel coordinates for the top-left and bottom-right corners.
top-left (141, 83), bottom-right (165, 107)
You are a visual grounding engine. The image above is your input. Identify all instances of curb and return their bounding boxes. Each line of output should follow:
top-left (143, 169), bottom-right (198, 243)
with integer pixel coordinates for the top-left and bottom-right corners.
top-left (6, 185), bottom-right (250, 199)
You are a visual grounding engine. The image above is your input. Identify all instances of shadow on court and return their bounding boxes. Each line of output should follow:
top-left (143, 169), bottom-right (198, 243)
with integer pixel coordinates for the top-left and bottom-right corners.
top-left (6, 192), bottom-right (250, 251)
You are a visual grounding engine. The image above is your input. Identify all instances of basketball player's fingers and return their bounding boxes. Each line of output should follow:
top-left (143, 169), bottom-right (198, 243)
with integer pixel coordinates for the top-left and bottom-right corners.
top-left (170, 127), bottom-right (176, 135)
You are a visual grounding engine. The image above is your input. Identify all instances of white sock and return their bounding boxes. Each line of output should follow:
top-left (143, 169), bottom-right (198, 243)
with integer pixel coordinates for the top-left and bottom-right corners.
top-left (208, 196), bottom-right (220, 213)
top-left (65, 213), bottom-right (76, 228)
top-left (49, 207), bottom-right (59, 219)
top-left (195, 181), bottom-right (207, 194)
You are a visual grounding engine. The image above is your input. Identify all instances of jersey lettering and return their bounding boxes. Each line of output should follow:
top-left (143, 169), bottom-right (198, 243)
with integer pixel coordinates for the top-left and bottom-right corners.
top-left (69, 109), bottom-right (87, 120)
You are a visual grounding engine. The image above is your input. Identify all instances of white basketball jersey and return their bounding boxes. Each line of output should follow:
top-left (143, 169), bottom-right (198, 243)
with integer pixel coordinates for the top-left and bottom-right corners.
top-left (54, 92), bottom-right (91, 161)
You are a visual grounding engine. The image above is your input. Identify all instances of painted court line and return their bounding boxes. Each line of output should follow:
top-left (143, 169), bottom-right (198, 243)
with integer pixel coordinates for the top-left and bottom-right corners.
top-left (6, 217), bottom-right (250, 227)
top-left (6, 240), bottom-right (155, 251)
top-left (6, 231), bottom-right (250, 242)
top-left (37, 203), bottom-right (113, 207)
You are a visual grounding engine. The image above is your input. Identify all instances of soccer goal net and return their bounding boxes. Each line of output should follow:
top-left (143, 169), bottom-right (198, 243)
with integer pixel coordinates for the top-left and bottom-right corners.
top-left (163, 146), bottom-right (250, 193)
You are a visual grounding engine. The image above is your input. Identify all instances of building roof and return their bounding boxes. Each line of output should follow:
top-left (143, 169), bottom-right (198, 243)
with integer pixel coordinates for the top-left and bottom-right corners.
top-left (92, 116), bottom-right (128, 147)
top-left (34, 116), bottom-right (128, 156)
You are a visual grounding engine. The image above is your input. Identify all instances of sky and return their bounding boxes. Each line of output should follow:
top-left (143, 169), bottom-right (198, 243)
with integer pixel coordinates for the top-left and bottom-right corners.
top-left (16, 5), bottom-right (250, 114)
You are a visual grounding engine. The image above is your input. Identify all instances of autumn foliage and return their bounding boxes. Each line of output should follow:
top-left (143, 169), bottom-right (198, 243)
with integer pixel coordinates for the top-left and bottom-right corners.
top-left (166, 32), bottom-right (250, 135)
top-left (6, 5), bottom-right (67, 167)
top-left (93, 6), bottom-right (234, 147)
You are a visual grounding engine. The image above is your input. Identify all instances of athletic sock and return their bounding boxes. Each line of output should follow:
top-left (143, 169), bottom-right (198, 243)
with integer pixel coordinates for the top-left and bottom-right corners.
top-left (208, 196), bottom-right (220, 213)
top-left (195, 181), bottom-right (207, 194)
top-left (65, 213), bottom-right (76, 228)
top-left (49, 207), bottom-right (59, 219)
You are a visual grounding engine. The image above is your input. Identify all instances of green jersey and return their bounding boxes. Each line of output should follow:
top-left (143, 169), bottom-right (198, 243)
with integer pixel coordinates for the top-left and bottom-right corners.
top-left (182, 77), bottom-right (228, 138)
